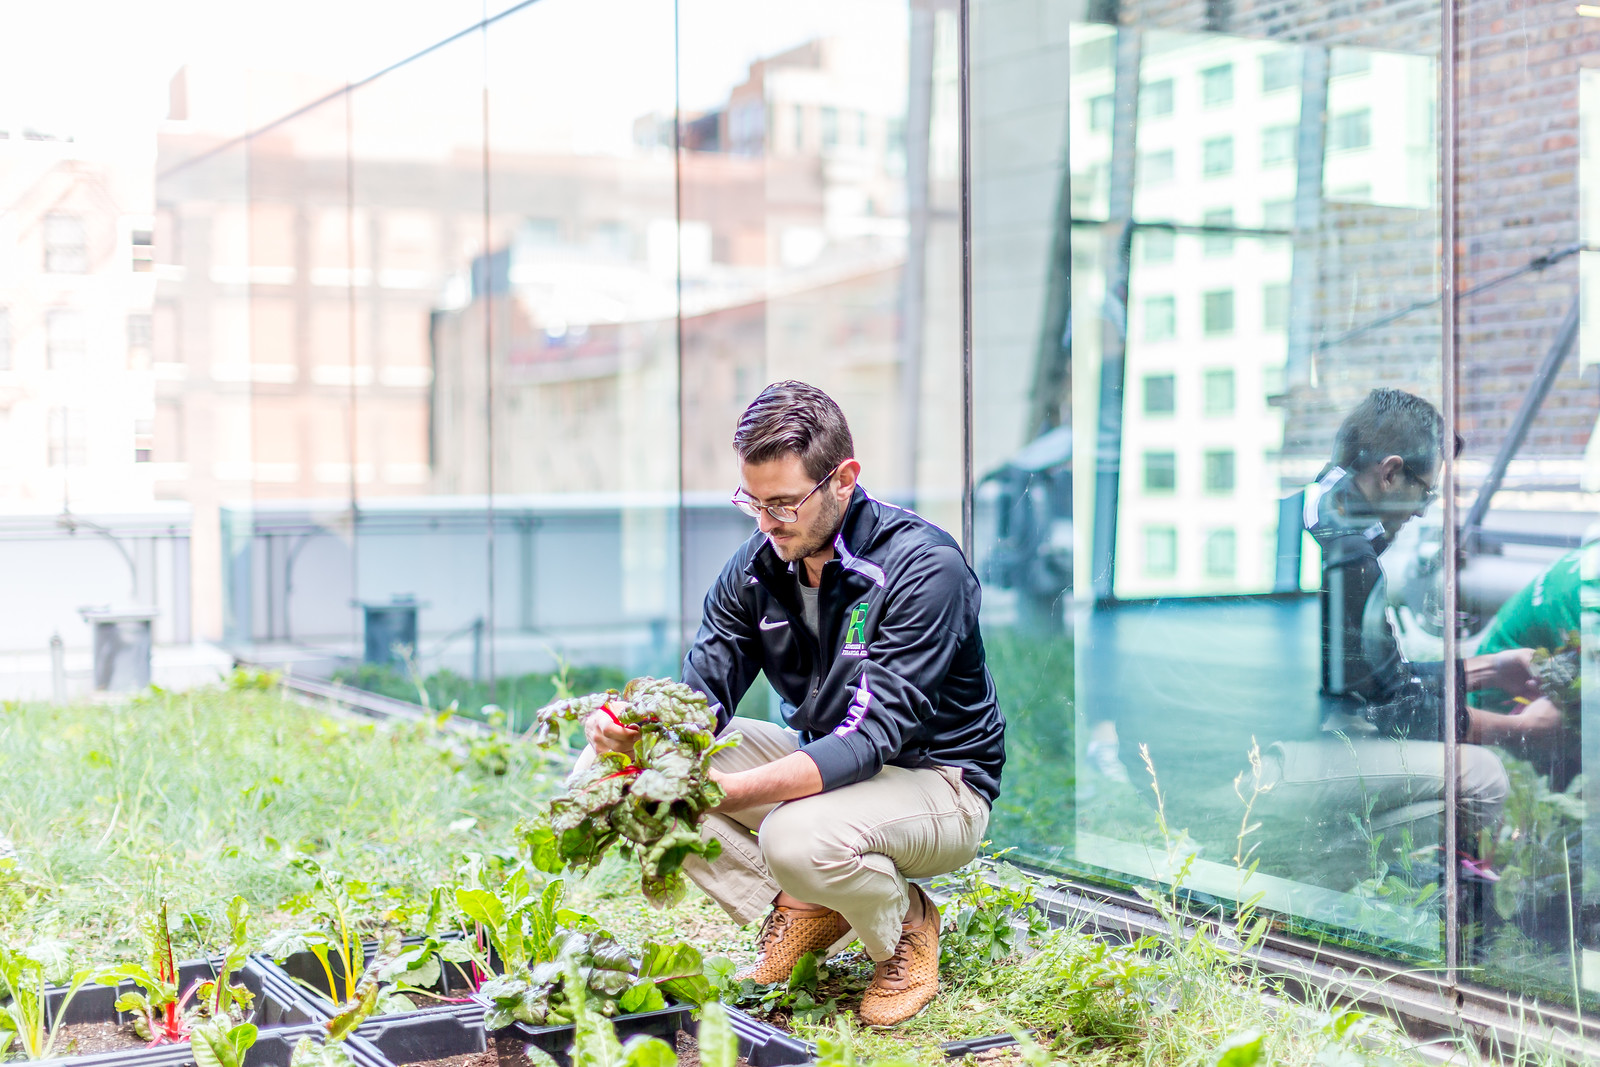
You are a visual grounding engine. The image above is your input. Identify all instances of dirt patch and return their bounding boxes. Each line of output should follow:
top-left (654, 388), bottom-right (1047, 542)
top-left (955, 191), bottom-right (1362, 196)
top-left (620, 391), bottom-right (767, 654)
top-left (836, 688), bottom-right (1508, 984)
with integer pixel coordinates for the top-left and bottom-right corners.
top-left (958, 1045), bottom-right (1025, 1066)
top-left (51, 1021), bottom-right (149, 1057)
top-left (673, 1029), bottom-right (750, 1067)
top-left (403, 1049), bottom-right (499, 1067)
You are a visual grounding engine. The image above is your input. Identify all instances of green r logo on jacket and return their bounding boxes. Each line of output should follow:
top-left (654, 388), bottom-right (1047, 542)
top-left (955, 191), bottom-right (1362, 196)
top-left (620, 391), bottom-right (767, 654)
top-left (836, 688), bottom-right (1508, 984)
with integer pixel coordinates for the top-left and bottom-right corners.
top-left (845, 602), bottom-right (870, 646)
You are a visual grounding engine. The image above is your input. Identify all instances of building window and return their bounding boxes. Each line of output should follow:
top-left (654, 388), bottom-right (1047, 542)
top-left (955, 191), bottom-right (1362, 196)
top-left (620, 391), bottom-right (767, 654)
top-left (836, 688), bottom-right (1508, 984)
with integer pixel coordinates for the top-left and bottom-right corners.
top-left (1262, 124), bottom-right (1296, 167)
top-left (1328, 109), bottom-right (1372, 151)
top-left (1262, 199), bottom-right (1295, 230)
top-left (1144, 295), bottom-right (1176, 341)
top-left (1204, 369), bottom-right (1236, 416)
top-left (132, 229), bottom-right (154, 272)
top-left (1205, 450), bottom-right (1236, 493)
top-left (1205, 528), bottom-right (1237, 577)
top-left (134, 417), bottom-right (154, 463)
top-left (1141, 78), bottom-right (1174, 118)
top-left (1143, 373), bottom-right (1176, 415)
top-left (1089, 93), bottom-right (1115, 131)
top-left (1201, 64), bottom-right (1234, 108)
top-left (1071, 165), bottom-right (1102, 213)
top-left (1330, 49), bottom-right (1373, 78)
top-left (46, 309), bottom-right (86, 370)
top-left (1144, 451), bottom-right (1177, 493)
top-left (1202, 208), bottom-right (1234, 256)
top-left (1144, 526), bottom-right (1178, 577)
top-left (821, 106), bottom-right (839, 149)
top-left (44, 214), bottom-right (88, 273)
top-left (1138, 149), bottom-right (1175, 186)
top-left (1261, 51), bottom-right (1299, 93)
top-left (47, 407), bottom-right (87, 467)
top-left (1263, 282), bottom-right (1290, 331)
top-left (1140, 228), bottom-right (1175, 263)
top-left (1203, 290), bottom-right (1235, 335)
top-left (0, 309), bottom-right (9, 371)
top-left (1202, 136), bottom-right (1234, 177)
top-left (128, 313), bottom-right (153, 370)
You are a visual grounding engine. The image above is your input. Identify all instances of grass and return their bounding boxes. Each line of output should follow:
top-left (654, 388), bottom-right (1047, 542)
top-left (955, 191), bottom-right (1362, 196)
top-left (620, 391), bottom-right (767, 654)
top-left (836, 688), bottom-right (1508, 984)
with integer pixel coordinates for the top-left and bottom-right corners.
top-left (0, 678), bottom-right (545, 961)
top-left (331, 663), bottom-right (630, 732)
top-left (0, 675), bottom-right (750, 970)
top-left (0, 672), bottom-right (1585, 1067)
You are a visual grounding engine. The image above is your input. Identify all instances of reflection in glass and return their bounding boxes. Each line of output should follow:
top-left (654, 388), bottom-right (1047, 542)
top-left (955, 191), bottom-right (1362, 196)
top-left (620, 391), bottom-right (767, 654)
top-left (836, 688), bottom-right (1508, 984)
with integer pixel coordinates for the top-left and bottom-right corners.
top-left (974, 5), bottom-right (1455, 964)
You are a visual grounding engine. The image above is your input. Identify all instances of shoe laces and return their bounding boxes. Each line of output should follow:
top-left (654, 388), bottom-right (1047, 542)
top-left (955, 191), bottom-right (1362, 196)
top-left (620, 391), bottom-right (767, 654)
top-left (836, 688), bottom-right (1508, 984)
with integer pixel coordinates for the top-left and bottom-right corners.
top-left (879, 928), bottom-right (930, 984)
top-left (756, 908), bottom-right (793, 951)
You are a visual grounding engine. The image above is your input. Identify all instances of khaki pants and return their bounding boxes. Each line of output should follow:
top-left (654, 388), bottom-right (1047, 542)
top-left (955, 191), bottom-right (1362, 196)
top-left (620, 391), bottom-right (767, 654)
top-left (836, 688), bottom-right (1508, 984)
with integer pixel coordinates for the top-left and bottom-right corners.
top-left (578, 716), bottom-right (990, 961)
top-left (1254, 735), bottom-right (1509, 886)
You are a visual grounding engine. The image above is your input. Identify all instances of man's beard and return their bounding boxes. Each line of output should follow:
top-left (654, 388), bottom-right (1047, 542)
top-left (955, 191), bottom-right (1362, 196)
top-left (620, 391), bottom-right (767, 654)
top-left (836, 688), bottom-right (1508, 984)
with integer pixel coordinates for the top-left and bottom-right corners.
top-left (769, 489), bottom-right (843, 563)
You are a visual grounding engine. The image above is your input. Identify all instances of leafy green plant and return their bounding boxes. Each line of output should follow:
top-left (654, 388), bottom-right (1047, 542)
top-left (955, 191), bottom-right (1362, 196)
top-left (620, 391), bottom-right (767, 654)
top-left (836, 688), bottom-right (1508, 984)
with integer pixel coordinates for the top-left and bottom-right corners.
top-left (101, 897), bottom-right (256, 1045)
top-left (288, 931), bottom-right (402, 1067)
top-left (477, 929), bottom-right (710, 1029)
top-left (521, 677), bottom-right (737, 907)
top-left (0, 940), bottom-right (98, 1061)
top-left (556, 954), bottom-right (729, 1067)
top-left (451, 863), bottom-right (574, 987)
top-left (266, 865), bottom-right (438, 1016)
top-left (1529, 634), bottom-right (1580, 723)
top-left (933, 853), bottom-right (1051, 977)
top-left (724, 952), bottom-right (843, 1025)
top-left (1477, 757), bottom-right (1585, 925)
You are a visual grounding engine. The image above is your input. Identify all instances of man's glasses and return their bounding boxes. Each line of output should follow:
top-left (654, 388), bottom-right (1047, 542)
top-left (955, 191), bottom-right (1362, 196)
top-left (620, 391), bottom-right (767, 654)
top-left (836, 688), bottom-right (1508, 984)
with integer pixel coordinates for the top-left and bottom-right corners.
top-left (731, 466), bottom-right (838, 523)
top-left (1402, 463), bottom-right (1440, 508)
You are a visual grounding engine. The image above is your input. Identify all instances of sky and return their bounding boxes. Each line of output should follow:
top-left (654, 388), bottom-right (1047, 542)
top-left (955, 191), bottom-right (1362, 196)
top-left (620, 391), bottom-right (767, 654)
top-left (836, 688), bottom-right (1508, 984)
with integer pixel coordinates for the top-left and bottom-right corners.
top-left (0, 0), bottom-right (906, 202)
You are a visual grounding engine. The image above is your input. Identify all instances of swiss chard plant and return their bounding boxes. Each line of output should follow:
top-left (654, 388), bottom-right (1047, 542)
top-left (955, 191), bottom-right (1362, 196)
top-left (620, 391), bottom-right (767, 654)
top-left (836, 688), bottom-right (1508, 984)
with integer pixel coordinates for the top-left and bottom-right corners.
top-left (265, 862), bottom-right (439, 1015)
top-left (545, 954), bottom-right (735, 1067)
top-left (0, 939), bottom-right (99, 1061)
top-left (478, 928), bottom-right (711, 1030)
top-left (288, 931), bottom-right (402, 1067)
top-left (100, 897), bottom-right (257, 1046)
top-left (451, 861), bottom-right (576, 987)
top-left (521, 677), bottom-right (738, 908)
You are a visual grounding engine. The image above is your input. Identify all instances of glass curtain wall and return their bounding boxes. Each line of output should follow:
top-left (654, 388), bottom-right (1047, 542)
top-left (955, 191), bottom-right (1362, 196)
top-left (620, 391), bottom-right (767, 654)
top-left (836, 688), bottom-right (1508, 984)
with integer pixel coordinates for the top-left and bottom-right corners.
top-left (973, 0), bottom-right (1448, 959)
top-left (972, 0), bottom-right (1600, 1015)
top-left (151, 0), bottom-right (955, 729)
top-left (1453, 0), bottom-right (1598, 1012)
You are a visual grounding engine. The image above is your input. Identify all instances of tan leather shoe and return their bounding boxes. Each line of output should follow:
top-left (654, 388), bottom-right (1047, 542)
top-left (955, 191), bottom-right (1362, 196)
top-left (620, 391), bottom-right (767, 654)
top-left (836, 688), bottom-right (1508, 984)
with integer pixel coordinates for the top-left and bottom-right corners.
top-left (858, 884), bottom-right (940, 1027)
top-left (735, 903), bottom-right (852, 984)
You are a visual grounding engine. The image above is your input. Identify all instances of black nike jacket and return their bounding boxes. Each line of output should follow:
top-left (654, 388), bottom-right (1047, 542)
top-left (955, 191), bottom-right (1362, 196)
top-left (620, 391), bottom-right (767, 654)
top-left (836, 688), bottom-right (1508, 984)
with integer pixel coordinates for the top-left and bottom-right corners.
top-left (682, 486), bottom-right (1006, 805)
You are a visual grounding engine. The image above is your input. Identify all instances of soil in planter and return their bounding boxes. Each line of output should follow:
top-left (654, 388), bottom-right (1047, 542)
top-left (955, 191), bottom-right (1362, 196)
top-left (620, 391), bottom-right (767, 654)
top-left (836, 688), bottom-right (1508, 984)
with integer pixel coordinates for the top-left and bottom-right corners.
top-left (50, 1020), bottom-right (149, 1057)
top-left (402, 1050), bottom-right (500, 1067)
top-left (673, 1029), bottom-right (750, 1067)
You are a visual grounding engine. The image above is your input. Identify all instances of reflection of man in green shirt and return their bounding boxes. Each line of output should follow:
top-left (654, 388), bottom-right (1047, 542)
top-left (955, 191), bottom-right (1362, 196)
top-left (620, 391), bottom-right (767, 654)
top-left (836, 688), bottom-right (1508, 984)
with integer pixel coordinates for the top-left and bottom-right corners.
top-left (1475, 549), bottom-right (1582, 658)
top-left (1470, 548), bottom-right (1582, 789)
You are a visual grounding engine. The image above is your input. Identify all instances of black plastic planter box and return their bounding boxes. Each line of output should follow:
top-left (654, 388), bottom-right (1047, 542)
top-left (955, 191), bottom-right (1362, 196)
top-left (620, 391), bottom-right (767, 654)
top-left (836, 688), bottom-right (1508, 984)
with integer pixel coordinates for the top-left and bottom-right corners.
top-left (32, 957), bottom-right (319, 1066)
top-left (486, 1004), bottom-right (813, 1067)
top-left (937, 1034), bottom-right (1022, 1060)
top-left (264, 936), bottom-right (481, 1022)
top-left (352, 1004), bottom-right (493, 1067)
top-left (32, 1020), bottom-right (388, 1067)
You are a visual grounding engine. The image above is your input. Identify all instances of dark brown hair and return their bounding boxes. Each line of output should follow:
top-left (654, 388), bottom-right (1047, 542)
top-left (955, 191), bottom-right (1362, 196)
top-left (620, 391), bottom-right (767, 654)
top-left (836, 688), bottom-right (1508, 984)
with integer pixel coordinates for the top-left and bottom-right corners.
top-left (733, 381), bottom-right (855, 481)
top-left (1333, 388), bottom-right (1462, 472)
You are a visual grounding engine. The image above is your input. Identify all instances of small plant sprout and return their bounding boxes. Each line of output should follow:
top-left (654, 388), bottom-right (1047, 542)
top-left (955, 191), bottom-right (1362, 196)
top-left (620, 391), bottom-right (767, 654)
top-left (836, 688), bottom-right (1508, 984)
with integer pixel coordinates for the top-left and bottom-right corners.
top-left (102, 896), bottom-right (257, 1045)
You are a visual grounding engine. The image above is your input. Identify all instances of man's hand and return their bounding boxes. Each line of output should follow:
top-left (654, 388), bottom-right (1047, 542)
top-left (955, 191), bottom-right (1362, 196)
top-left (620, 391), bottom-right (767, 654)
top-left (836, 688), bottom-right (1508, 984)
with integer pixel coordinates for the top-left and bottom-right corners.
top-left (709, 752), bottom-right (824, 813)
top-left (584, 708), bottom-right (640, 756)
top-left (1465, 698), bottom-right (1563, 748)
top-left (1465, 648), bottom-right (1540, 701)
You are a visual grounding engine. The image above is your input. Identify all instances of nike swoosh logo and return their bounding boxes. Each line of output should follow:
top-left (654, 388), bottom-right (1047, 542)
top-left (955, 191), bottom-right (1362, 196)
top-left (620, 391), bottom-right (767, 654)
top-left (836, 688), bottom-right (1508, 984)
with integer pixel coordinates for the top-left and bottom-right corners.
top-left (758, 617), bottom-right (788, 631)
